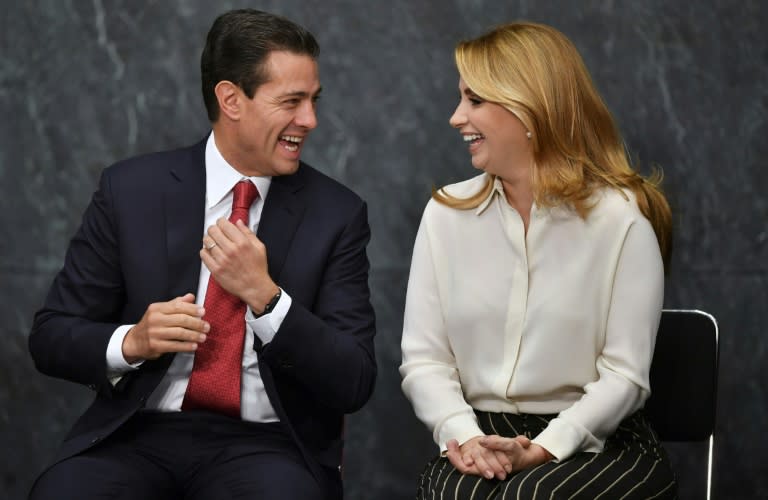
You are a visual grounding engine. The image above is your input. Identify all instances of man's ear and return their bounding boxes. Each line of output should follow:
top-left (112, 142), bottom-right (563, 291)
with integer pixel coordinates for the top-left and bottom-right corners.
top-left (214, 81), bottom-right (242, 120)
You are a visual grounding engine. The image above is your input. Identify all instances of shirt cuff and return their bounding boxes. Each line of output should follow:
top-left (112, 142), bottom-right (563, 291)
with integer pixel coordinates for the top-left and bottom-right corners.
top-left (436, 412), bottom-right (484, 452)
top-left (531, 417), bottom-right (604, 462)
top-left (246, 288), bottom-right (292, 345)
top-left (106, 324), bottom-right (143, 383)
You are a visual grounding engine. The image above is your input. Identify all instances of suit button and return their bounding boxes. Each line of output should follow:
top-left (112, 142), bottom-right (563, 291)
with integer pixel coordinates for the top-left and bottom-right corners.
top-left (87, 384), bottom-right (97, 390)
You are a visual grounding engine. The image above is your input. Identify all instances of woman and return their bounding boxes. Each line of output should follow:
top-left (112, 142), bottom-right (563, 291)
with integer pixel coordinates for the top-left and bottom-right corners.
top-left (400, 22), bottom-right (676, 499)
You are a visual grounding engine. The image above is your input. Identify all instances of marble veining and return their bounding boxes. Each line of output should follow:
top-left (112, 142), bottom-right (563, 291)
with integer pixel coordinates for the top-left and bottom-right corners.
top-left (1, 1), bottom-right (766, 499)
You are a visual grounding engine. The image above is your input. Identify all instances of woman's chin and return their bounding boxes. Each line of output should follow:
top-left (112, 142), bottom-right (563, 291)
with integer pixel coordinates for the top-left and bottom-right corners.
top-left (470, 159), bottom-right (486, 171)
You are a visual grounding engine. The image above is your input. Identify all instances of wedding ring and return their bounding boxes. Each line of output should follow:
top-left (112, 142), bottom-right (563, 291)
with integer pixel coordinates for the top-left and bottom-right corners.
top-left (205, 241), bottom-right (218, 251)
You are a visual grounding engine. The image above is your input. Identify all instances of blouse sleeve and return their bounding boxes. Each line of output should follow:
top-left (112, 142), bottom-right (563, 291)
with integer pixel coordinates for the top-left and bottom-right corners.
top-left (399, 206), bottom-right (484, 450)
top-left (532, 215), bottom-right (665, 460)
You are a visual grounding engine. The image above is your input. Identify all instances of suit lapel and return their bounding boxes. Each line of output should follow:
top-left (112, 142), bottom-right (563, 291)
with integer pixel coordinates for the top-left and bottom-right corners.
top-left (165, 139), bottom-right (207, 299)
top-left (257, 166), bottom-right (307, 280)
top-left (162, 144), bottom-right (306, 296)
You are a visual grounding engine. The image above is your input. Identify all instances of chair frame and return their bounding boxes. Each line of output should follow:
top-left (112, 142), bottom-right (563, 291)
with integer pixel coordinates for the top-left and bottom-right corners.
top-left (646, 308), bottom-right (719, 500)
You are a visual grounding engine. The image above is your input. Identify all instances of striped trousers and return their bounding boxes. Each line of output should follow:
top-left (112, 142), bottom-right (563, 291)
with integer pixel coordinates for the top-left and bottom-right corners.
top-left (415, 411), bottom-right (677, 500)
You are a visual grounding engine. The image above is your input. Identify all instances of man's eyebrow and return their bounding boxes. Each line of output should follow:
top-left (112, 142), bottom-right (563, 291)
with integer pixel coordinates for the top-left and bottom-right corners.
top-left (279, 87), bottom-right (323, 99)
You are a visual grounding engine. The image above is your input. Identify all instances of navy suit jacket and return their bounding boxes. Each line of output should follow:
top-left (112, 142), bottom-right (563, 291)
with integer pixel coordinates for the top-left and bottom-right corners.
top-left (29, 137), bottom-right (377, 495)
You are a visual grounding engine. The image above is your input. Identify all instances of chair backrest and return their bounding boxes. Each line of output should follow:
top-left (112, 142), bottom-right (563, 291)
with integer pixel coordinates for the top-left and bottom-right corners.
top-left (645, 309), bottom-right (719, 441)
top-left (644, 309), bottom-right (719, 500)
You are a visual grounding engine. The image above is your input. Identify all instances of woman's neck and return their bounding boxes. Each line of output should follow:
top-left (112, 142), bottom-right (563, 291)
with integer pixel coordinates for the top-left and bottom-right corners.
top-left (499, 170), bottom-right (534, 232)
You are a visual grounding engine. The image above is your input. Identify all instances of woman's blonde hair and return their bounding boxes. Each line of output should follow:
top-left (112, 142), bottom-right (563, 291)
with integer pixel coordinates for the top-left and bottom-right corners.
top-left (434, 22), bottom-right (672, 268)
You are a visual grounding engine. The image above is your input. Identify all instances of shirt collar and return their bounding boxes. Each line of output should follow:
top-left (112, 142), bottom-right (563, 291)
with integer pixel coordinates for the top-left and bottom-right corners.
top-left (204, 132), bottom-right (272, 209)
top-left (475, 176), bottom-right (505, 215)
top-left (475, 175), bottom-right (547, 219)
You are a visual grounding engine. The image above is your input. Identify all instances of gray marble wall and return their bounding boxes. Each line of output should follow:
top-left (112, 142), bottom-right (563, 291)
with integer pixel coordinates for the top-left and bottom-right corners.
top-left (1, 1), bottom-right (765, 499)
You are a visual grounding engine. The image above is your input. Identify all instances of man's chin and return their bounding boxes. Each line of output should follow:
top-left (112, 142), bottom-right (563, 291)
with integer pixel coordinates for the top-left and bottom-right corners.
top-left (273, 159), bottom-right (301, 176)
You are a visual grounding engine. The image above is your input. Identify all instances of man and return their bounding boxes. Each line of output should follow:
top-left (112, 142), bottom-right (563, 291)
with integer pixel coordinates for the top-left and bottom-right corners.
top-left (28, 9), bottom-right (376, 500)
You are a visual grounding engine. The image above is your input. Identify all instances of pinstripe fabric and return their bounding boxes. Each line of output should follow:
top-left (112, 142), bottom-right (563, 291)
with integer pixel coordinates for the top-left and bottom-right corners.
top-left (415, 411), bottom-right (677, 500)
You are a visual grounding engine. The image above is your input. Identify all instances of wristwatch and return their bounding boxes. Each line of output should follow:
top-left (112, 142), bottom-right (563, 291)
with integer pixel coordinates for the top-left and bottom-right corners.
top-left (253, 288), bottom-right (282, 318)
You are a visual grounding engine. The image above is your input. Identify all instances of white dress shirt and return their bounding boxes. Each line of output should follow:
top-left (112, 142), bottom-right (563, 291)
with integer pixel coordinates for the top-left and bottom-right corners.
top-left (105, 132), bottom-right (292, 422)
top-left (399, 174), bottom-right (665, 461)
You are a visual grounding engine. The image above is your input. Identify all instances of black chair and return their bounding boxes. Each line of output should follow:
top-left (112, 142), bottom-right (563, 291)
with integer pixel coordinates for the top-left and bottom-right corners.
top-left (645, 309), bottom-right (719, 500)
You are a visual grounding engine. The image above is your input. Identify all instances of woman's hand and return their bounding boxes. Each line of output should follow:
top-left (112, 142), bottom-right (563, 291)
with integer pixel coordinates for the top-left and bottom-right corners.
top-left (445, 436), bottom-right (515, 480)
top-left (479, 435), bottom-right (554, 471)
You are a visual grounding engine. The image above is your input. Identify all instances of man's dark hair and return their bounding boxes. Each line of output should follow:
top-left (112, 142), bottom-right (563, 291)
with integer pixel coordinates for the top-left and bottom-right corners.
top-left (201, 9), bottom-right (320, 121)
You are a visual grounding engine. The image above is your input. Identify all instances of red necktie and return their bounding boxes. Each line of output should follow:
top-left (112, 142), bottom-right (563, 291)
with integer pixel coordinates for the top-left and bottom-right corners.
top-left (182, 180), bottom-right (259, 417)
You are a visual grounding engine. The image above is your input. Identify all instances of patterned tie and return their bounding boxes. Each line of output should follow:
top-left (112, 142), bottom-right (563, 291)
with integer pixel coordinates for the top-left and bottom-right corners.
top-left (182, 180), bottom-right (259, 417)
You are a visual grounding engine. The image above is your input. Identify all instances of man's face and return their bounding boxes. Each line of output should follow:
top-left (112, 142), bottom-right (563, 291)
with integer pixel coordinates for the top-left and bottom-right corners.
top-left (235, 51), bottom-right (321, 176)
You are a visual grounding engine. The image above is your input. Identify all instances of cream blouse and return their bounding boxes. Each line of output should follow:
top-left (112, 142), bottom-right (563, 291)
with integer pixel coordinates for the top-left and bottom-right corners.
top-left (399, 174), bottom-right (665, 461)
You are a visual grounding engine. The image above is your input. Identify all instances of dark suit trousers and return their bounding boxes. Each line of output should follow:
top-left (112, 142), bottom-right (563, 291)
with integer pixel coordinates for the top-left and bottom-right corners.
top-left (29, 410), bottom-right (325, 500)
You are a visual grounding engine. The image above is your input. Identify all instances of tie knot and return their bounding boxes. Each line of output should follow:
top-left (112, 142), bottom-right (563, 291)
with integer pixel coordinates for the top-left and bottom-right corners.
top-left (232, 180), bottom-right (258, 211)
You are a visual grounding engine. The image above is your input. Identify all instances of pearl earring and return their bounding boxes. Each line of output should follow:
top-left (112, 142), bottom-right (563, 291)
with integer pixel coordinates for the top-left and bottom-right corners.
top-left (526, 131), bottom-right (532, 139)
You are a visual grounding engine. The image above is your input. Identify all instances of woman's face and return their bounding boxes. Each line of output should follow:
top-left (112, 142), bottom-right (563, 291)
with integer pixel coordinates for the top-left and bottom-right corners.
top-left (449, 78), bottom-right (533, 177)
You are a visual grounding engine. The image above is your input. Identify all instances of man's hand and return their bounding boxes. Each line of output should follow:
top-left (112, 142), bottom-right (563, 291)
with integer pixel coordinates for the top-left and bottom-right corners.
top-left (201, 218), bottom-right (279, 313)
top-left (122, 293), bottom-right (209, 363)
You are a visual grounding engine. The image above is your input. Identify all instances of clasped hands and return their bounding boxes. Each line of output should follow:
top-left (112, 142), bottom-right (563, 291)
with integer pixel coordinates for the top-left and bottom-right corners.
top-left (445, 434), bottom-right (554, 481)
top-left (122, 218), bottom-right (277, 363)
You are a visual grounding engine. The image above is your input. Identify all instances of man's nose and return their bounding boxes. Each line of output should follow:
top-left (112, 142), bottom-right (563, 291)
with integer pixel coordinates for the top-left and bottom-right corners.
top-left (296, 101), bottom-right (317, 129)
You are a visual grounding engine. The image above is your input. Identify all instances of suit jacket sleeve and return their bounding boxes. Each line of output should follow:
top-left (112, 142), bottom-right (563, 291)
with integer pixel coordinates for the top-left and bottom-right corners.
top-left (29, 169), bottom-right (124, 390)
